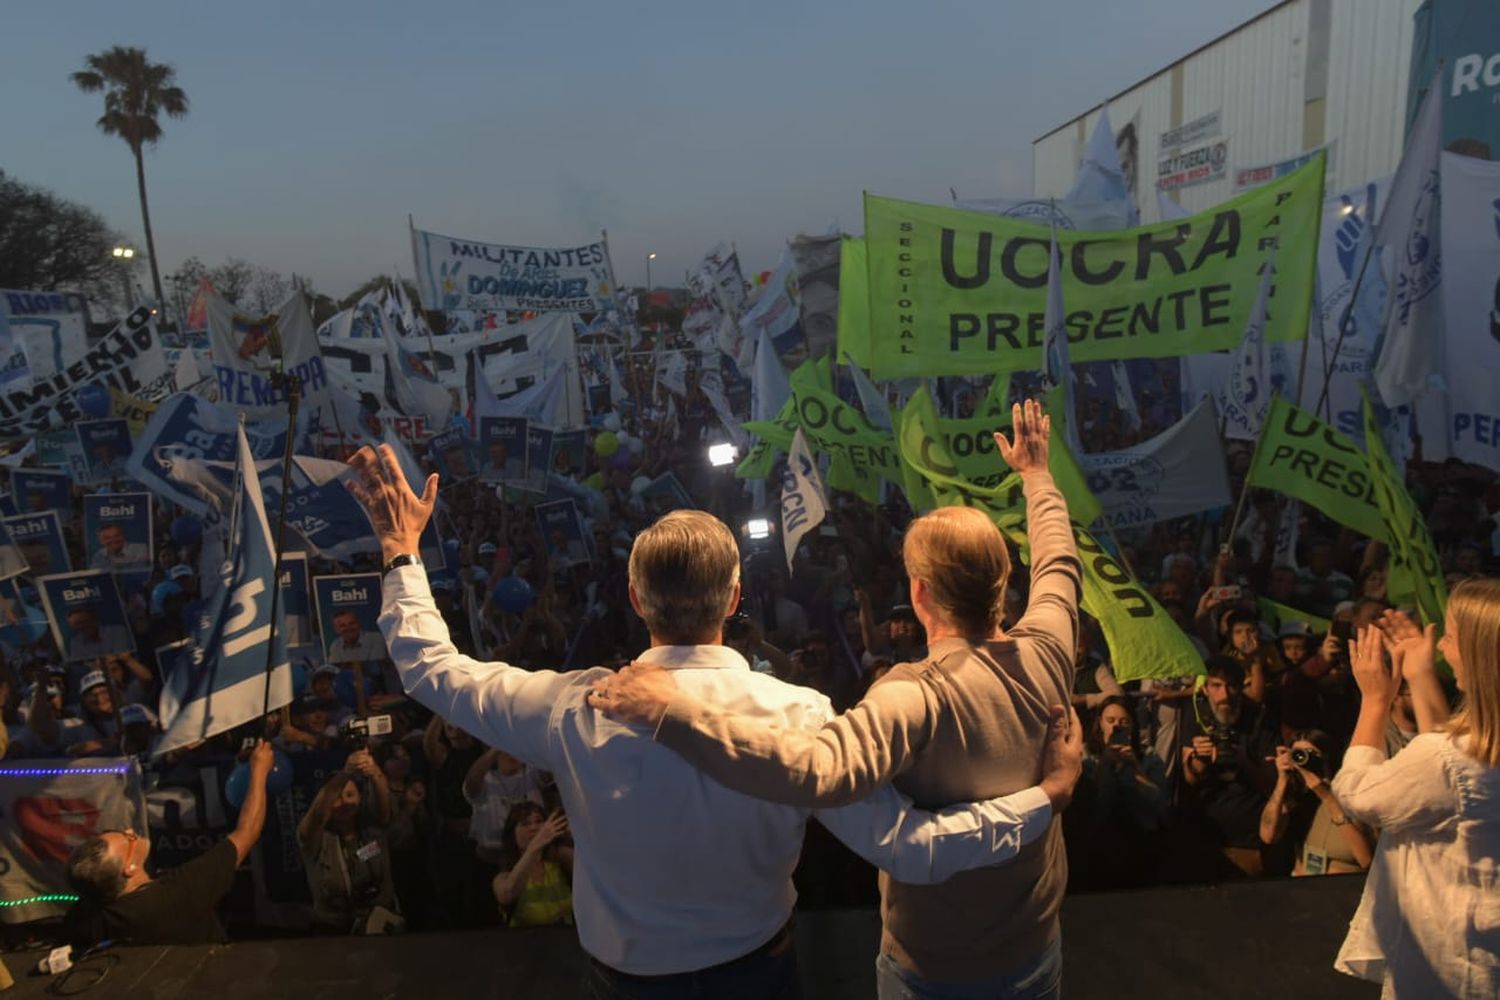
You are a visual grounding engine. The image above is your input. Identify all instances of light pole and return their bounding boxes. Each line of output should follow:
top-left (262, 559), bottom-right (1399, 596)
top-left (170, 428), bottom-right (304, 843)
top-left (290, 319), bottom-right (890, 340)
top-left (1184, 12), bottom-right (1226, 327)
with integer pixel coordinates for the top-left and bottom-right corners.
top-left (111, 246), bottom-right (136, 312)
top-left (646, 251), bottom-right (656, 291)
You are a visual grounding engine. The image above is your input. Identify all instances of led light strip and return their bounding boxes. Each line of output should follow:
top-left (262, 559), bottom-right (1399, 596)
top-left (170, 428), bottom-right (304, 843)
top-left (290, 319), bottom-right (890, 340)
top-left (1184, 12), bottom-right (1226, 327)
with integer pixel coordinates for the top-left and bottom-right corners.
top-left (0, 766), bottom-right (130, 777)
top-left (0, 894), bottom-right (79, 907)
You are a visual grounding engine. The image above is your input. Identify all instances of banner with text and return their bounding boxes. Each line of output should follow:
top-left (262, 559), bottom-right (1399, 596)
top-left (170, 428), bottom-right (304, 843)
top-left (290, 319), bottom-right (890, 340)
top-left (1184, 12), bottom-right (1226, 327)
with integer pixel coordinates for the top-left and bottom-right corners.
top-left (412, 226), bottom-right (616, 315)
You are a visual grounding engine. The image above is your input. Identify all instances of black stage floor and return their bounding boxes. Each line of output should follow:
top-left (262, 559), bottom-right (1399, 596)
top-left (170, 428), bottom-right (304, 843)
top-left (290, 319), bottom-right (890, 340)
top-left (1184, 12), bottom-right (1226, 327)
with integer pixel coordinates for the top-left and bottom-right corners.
top-left (0, 876), bottom-right (1377, 998)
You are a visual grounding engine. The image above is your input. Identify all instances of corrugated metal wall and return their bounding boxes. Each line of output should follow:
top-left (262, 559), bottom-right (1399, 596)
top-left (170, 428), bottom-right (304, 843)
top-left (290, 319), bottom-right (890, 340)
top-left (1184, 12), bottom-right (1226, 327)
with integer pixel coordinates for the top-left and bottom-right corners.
top-left (1031, 0), bottom-right (1423, 219)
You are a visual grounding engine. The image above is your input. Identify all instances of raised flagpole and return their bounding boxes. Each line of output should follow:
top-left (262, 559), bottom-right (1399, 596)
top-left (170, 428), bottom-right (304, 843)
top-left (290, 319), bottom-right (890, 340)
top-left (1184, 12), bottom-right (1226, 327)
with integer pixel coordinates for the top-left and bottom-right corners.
top-left (261, 372), bottom-right (301, 726)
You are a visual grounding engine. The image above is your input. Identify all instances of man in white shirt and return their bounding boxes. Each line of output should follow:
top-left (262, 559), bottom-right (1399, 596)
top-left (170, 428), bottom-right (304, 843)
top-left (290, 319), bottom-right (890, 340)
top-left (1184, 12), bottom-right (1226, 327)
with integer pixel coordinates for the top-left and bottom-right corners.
top-left (348, 443), bottom-right (1081, 995)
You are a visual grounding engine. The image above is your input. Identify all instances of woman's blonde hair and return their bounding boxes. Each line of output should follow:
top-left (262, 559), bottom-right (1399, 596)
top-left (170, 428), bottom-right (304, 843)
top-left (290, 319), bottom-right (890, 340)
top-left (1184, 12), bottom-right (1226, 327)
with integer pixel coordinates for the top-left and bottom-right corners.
top-left (1446, 576), bottom-right (1500, 767)
top-left (902, 507), bottom-right (1010, 640)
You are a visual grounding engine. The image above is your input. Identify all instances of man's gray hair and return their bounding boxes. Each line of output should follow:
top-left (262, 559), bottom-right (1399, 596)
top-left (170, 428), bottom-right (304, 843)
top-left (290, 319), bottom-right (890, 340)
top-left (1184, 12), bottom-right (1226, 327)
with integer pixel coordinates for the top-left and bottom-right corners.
top-left (628, 511), bottom-right (740, 645)
top-left (66, 835), bottom-right (127, 902)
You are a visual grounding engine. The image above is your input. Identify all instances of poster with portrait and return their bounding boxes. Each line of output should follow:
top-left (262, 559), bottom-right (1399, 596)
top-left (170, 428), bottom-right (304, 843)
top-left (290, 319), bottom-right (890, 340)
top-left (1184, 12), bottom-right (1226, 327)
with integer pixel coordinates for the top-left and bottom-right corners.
top-left (37, 569), bottom-right (136, 663)
top-left (279, 552), bottom-right (313, 651)
top-left (478, 417), bottom-right (528, 485)
top-left (313, 573), bottom-right (385, 666)
top-left (75, 418), bottom-right (135, 485)
top-left (0, 517), bottom-right (26, 581)
top-left (10, 468), bottom-right (71, 515)
top-left (550, 429), bottom-right (588, 481)
top-left (82, 493), bottom-right (154, 589)
top-left (638, 472), bottom-right (696, 517)
top-left (535, 498), bottom-right (592, 568)
top-left (2, 511), bottom-right (70, 576)
top-left (428, 426), bottom-right (479, 484)
top-left (0, 578), bottom-right (51, 648)
top-left (37, 429), bottom-right (90, 484)
top-left (524, 425), bottom-right (554, 493)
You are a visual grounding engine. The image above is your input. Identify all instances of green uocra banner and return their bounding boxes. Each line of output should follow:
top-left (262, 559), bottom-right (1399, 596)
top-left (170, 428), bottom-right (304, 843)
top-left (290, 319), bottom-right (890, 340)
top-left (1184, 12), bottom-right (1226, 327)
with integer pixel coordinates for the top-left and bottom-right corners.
top-left (853, 152), bottom-right (1325, 378)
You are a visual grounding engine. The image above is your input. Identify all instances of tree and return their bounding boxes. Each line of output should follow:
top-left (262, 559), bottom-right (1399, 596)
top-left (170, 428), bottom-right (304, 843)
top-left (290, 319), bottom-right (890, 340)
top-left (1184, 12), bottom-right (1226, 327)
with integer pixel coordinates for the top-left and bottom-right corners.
top-left (208, 257), bottom-right (255, 306)
top-left (248, 266), bottom-right (289, 314)
top-left (0, 170), bottom-right (123, 297)
top-left (71, 46), bottom-right (188, 313)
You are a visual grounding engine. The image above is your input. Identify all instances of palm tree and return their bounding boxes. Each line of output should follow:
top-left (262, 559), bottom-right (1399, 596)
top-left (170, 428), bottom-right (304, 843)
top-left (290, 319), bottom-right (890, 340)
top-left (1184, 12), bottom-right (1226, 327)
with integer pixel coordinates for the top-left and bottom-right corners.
top-left (71, 46), bottom-right (188, 312)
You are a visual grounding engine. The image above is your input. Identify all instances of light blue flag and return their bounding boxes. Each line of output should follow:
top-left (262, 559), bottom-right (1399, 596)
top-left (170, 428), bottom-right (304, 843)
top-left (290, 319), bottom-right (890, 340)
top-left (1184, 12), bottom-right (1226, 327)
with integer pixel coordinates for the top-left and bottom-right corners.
top-left (1065, 107), bottom-right (1138, 226)
top-left (1040, 220), bottom-right (1085, 457)
top-left (156, 424), bottom-right (292, 755)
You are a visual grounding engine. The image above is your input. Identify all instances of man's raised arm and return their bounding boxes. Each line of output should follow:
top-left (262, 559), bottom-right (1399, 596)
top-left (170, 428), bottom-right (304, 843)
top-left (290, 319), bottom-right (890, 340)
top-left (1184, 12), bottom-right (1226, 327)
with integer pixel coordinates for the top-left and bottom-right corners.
top-left (350, 444), bottom-right (569, 767)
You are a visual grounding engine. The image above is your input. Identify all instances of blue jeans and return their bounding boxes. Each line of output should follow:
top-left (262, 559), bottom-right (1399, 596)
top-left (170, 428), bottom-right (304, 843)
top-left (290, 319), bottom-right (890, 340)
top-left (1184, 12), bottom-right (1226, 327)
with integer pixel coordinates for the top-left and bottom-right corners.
top-left (582, 942), bottom-right (801, 1000)
top-left (875, 938), bottom-right (1062, 1000)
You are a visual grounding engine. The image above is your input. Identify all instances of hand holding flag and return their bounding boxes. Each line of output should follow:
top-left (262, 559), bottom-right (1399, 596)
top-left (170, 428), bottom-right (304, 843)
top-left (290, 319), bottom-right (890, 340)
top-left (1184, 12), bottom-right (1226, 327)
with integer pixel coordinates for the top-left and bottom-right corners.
top-left (346, 444), bottom-right (439, 562)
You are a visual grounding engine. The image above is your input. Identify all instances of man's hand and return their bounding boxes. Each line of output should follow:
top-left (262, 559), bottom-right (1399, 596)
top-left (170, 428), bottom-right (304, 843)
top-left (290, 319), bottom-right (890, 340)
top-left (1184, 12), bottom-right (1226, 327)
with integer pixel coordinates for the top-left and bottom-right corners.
top-left (994, 399), bottom-right (1050, 476)
top-left (248, 740), bottom-right (275, 779)
top-left (1190, 735), bottom-right (1218, 764)
top-left (587, 662), bottom-right (680, 728)
top-left (345, 444), bottom-right (439, 563)
top-left (1039, 705), bottom-right (1084, 811)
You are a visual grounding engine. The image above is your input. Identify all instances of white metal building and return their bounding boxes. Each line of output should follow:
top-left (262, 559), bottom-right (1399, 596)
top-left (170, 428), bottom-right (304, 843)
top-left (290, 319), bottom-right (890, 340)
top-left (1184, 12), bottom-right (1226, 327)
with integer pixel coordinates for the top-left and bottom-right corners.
top-left (1032, 0), bottom-right (1424, 219)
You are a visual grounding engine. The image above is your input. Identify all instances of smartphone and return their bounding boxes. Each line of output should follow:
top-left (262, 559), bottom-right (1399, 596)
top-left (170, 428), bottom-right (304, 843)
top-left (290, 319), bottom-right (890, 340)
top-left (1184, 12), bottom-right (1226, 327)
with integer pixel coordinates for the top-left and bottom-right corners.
top-left (1108, 727), bottom-right (1131, 747)
top-left (1332, 619), bottom-right (1354, 641)
top-left (1210, 585), bottom-right (1243, 602)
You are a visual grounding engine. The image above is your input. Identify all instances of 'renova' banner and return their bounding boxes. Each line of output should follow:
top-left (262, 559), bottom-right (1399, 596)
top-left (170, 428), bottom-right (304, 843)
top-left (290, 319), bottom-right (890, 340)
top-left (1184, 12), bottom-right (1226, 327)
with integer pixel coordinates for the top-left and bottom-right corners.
top-left (1246, 396), bottom-right (1388, 542)
top-left (854, 154), bottom-right (1325, 378)
top-left (412, 225), bottom-right (616, 315)
top-left (206, 292), bottom-right (328, 417)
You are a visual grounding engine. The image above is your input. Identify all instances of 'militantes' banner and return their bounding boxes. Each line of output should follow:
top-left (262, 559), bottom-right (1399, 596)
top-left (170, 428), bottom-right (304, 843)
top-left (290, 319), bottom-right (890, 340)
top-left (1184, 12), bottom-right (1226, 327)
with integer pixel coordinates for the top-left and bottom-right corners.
top-left (856, 153), bottom-right (1325, 378)
top-left (412, 225), bottom-right (617, 315)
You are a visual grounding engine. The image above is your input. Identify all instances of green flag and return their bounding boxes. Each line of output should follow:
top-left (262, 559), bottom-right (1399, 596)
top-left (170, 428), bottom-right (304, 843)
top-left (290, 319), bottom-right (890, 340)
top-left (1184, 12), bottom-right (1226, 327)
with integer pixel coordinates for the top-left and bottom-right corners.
top-left (737, 397), bottom-right (798, 480)
top-left (791, 381), bottom-right (902, 503)
top-left (1247, 396), bottom-right (1389, 542)
top-left (1362, 396), bottom-right (1447, 625)
top-left (857, 154), bottom-right (1325, 378)
top-left (838, 237), bottom-right (872, 368)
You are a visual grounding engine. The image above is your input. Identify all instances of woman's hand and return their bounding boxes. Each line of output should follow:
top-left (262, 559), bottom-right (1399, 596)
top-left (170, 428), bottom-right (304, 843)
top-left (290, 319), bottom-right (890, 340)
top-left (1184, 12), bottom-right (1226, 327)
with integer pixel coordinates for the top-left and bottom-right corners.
top-left (994, 399), bottom-right (1050, 475)
top-left (587, 662), bottom-right (680, 728)
top-left (1350, 625), bottom-right (1401, 708)
top-left (1376, 609), bottom-right (1437, 682)
top-left (532, 811), bottom-right (569, 852)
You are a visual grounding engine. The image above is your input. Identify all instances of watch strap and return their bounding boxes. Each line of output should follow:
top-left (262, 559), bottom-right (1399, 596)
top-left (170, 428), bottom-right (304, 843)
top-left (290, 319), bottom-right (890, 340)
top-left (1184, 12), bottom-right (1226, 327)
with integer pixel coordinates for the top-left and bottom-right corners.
top-left (383, 553), bottom-right (422, 576)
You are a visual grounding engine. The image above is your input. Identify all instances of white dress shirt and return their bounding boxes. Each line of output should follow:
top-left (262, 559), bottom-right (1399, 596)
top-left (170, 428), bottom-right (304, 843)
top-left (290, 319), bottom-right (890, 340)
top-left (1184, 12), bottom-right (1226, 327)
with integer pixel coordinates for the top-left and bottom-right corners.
top-left (1332, 733), bottom-right (1500, 998)
top-left (379, 567), bottom-right (1052, 975)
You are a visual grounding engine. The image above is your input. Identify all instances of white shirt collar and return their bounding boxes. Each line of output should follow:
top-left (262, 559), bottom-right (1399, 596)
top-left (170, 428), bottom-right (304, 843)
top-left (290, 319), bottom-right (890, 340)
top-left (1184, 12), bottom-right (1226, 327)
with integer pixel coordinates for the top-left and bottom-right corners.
top-left (635, 644), bottom-right (750, 672)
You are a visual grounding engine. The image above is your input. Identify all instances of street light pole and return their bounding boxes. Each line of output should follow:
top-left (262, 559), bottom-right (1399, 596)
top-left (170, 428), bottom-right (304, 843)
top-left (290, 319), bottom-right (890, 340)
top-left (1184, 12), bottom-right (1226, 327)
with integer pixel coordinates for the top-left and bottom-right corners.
top-left (646, 251), bottom-right (656, 291)
top-left (111, 246), bottom-right (137, 312)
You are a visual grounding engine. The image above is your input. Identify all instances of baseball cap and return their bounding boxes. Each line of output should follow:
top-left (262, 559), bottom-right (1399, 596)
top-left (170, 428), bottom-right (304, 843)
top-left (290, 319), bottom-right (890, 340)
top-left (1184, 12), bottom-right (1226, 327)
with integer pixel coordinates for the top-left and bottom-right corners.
top-left (1278, 621), bottom-right (1314, 638)
top-left (312, 663), bottom-right (339, 679)
top-left (169, 564), bottom-right (195, 580)
top-left (429, 575), bottom-right (455, 593)
top-left (79, 670), bottom-right (108, 694)
top-left (478, 542), bottom-right (498, 556)
top-left (119, 703), bottom-right (157, 726)
top-left (151, 581), bottom-right (184, 615)
top-left (887, 604), bottom-right (918, 622)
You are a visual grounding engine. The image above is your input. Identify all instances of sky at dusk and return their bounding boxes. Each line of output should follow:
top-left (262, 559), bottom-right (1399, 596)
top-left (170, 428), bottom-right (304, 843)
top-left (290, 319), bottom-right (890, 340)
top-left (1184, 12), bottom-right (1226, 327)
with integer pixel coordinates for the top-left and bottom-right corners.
top-left (2, 0), bottom-right (1270, 301)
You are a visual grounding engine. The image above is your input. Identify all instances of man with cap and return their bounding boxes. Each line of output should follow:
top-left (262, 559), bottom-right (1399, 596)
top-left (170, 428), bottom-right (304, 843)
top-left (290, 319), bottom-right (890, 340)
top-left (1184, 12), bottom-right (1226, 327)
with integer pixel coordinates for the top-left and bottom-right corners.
top-left (853, 588), bottom-right (928, 670)
top-left (65, 605), bottom-right (134, 663)
top-left (62, 741), bottom-right (277, 946)
top-left (168, 563), bottom-right (198, 599)
top-left (89, 522), bottom-right (149, 573)
top-left (18, 670), bottom-right (117, 757)
top-left (1276, 621), bottom-right (1314, 671)
top-left (13, 672), bottom-right (76, 756)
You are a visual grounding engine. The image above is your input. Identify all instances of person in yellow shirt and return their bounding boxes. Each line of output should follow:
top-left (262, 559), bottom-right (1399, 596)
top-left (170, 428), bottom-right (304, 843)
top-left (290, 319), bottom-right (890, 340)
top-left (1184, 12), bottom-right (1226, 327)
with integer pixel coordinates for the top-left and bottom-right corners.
top-left (491, 801), bottom-right (573, 928)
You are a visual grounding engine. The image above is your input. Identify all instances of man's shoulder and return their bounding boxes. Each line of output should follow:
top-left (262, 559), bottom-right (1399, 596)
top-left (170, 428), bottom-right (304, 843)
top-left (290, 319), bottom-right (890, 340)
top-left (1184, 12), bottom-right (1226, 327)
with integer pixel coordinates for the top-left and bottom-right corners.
top-left (674, 668), bottom-right (834, 726)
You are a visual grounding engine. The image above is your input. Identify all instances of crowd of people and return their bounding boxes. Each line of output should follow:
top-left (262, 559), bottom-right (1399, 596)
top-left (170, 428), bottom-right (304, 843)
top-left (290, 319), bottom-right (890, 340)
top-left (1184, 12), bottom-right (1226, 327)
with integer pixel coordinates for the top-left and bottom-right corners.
top-left (0, 355), bottom-right (1497, 990)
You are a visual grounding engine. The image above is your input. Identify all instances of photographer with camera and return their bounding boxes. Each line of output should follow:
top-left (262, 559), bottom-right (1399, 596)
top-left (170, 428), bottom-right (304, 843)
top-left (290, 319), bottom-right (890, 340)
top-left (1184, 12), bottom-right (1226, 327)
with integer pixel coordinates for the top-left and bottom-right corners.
top-left (1258, 730), bottom-right (1372, 876)
top-left (297, 747), bottom-right (402, 935)
top-left (1178, 657), bottom-right (1279, 878)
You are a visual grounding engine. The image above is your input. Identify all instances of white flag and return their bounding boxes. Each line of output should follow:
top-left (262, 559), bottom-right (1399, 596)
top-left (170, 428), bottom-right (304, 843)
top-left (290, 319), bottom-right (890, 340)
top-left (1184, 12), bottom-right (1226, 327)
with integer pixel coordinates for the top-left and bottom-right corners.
top-left (1218, 252), bottom-right (1277, 440)
top-left (1082, 399), bottom-right (1231, 530)
top-left (751, 328), bottom-right (791, 424)
top-left (658, 352), bottom-right (688, 397)
top-left (1110, 360), bottom-right (1141, 432)
top-left (173, 347), bottom-right (203, 394)
top-left (1156, 189), bottom-right (1192, 221)
top-left (1273, 500), bottom-right (1300, 570)
top-left (781, 428), bottom-right (826, 573)
top-left (1372, 79), bottom-right (1444, 408)
top-left (846, 358), bottom-right (892, 432)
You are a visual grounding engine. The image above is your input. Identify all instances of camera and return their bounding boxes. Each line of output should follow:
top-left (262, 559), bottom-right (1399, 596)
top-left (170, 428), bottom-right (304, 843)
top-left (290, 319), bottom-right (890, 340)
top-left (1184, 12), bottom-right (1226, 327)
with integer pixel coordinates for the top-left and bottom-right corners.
top-left (1107, 726), bottom-right (1131, 747)
top-left (1290, 747), bottom-right (1324, 772)
top-left (1209, 724), bottom-right (1238, 758)
top-left (340, 714), bottom-right (393, 750)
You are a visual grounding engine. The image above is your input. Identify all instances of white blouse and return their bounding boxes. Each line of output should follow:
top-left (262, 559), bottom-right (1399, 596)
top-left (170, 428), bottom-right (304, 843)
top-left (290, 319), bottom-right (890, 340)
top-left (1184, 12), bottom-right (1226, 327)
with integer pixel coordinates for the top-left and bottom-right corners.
top-left (1331, 732), bottom-right (1500, 999)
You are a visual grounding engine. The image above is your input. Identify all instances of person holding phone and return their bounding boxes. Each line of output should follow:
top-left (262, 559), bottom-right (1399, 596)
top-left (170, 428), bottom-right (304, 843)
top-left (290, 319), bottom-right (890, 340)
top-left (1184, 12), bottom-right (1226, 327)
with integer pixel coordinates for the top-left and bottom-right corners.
top-left (1067, 697), bottom-right (1169, 890)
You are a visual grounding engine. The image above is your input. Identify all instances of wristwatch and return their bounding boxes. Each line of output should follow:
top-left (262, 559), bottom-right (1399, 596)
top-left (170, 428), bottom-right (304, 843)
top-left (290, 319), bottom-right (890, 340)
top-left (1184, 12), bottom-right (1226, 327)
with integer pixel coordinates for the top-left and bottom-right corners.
top-left (382, 553), bottom-right (423, 576)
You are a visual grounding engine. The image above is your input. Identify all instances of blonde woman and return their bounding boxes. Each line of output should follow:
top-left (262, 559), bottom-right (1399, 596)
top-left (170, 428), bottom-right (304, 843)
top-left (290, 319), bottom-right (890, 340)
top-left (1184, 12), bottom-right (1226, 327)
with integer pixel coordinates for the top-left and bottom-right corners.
top-left (1334, 578), bottom-right (1500, 998)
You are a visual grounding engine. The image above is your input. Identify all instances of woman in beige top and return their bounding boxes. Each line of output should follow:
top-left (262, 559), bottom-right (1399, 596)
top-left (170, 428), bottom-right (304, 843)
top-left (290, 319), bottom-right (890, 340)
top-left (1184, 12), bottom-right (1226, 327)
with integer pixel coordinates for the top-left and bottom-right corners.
top-left (590, 399), bottom-right (1082, 998)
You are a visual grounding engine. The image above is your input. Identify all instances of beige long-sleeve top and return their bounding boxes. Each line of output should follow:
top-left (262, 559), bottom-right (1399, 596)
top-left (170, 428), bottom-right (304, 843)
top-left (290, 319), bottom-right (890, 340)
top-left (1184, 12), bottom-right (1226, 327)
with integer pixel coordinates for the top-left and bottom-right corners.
top-left (652, 471), bottom-right (1082, 981)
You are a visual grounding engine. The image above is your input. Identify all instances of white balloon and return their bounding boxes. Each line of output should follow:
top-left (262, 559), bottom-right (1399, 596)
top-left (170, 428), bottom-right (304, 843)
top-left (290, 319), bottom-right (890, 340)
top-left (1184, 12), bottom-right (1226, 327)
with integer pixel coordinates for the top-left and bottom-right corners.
top-left (602, 413), bottom-right (622, 433)
top-left (630, 475), bottom-right (652, 495)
